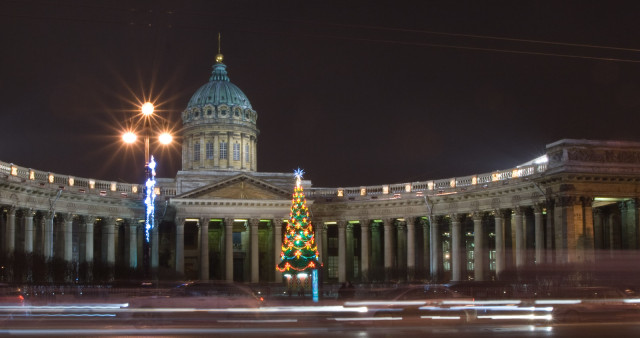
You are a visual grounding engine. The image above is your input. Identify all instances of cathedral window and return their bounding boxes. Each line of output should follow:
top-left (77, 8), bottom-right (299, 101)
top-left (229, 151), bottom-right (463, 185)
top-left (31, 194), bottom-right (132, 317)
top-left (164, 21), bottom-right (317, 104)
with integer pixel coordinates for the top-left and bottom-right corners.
top-left (206, 142), bottom-right (214, 160)
top-left (233, 143), bottom-right (240, 161)
top-left (194, 142), bottom-right (200, 161)
top-left (245, 144), bottom-right (250, 163)
top-left (220, 141), bottom-right (227, 160)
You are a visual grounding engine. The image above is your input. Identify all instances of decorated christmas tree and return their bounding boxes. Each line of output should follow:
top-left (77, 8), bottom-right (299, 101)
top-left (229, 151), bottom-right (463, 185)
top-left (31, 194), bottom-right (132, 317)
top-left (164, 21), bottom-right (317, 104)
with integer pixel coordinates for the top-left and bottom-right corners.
top-left (276, 169), bottom-right (319, 284)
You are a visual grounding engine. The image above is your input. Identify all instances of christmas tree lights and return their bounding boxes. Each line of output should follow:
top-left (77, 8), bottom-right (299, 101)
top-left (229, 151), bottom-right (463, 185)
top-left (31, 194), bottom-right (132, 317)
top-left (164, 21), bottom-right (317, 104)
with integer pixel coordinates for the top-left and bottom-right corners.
top-left (277, 168), bottom-right (319, 274)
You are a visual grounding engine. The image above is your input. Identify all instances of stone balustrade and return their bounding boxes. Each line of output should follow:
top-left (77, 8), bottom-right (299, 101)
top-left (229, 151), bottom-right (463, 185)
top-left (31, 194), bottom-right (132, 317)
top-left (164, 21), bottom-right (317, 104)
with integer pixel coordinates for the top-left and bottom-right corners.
top-left (0, 160), bottom-right (548, 201)
top-left (307, 163), bottom-right (548, 200)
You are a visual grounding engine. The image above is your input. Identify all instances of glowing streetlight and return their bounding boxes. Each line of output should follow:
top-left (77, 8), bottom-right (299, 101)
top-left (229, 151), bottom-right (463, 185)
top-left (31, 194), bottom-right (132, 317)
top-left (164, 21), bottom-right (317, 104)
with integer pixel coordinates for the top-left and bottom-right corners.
top-left (141, 102), bottom-right (154, 116)
top-left (158, 132), bottom-right (172, 145)
top-left (123, 131), bottom-right (137, 144)
top-left (120, 101), bottom-right (173, 279)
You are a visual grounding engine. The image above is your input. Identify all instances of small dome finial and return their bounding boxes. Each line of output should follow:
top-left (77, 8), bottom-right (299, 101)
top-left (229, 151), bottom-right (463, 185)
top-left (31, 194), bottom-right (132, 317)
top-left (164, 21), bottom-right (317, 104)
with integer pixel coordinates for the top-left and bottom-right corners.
top-left (215, 32), bottom-right (224, 63)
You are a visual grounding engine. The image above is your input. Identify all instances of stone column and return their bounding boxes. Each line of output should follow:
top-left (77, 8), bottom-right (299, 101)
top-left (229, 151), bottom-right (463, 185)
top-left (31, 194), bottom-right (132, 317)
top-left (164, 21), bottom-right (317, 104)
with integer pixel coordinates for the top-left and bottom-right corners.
top-left (213, 132), bottom-right (220, 168)
top-left (396, 223), bottom-right (407, 281)
top-left (225, 132), bottom-right (231, 168)
top-left (24, 208), bottom-right (34, 254)
top-left (175, 218), bottom-right (185, 275)
top-left (451, 214), bottom-right (463, 281)
top-left (105, 217), bottom-right (116, 266)
top-left (85, 216), bottom-right (95, 264)
top-left (421, 218), bottom-right (430, 279)
top-left (44, 212), bottom-right (54, 260)
top-left (360, 219), bottom-right (370, 282)
top-left (406, 217), bottom-right (415, 281)
top-left (581, 197), bottom-right (595, 262)
top-left (225, 217), bottom-right (234, 282)
top-left (315, 220), bottom-right (323, 264)
top-left (200, 217), bottom-right (210, 281)
top-left (473, 212), bottom-right (484, 281)
top-left (62, 213), bottom-right (73, 262)
top-left (250, 218), bottom-right (260, 283)
top-left (554, 198), bottom-right (567, 263)
top-left (337, 220), bottom-right (347, 283)
top-left (321, 223), bottom-right (328, 268)
top-left (371, 222), bottom-right (381, 281)
top-left (430, 216), bottom-right (441, 281)
top-left (346, 223), bottom-right (354, 281)
top-left (534, 205), bottom-right (544, 264)
top-left (514, 207), bottom-right (525, 267)
top-left (494, 210), bottom-right (506, 278)
top-left (274, 220), bottom-right (283, 283)
top-left (129, 221), bottom-right (138, 269)
top-left (383, 218), bottom-right (393, 279)
top-left (545, 201), bottom-right (555, 264)
top-left (6, 206), bottom-right (16, 254)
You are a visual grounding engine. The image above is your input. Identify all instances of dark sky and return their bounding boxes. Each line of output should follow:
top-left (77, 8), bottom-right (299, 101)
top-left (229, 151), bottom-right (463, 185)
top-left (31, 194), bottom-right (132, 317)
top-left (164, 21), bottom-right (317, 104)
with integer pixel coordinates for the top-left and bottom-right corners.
top-left (2, 0), bottom-right (640, 188)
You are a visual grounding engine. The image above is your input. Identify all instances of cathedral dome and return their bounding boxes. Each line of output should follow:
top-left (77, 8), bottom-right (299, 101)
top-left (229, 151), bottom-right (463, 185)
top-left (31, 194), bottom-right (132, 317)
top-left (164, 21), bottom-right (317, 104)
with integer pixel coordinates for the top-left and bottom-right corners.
top-left (186, 62), bottom-right (253, 111)
top-left (181, 53), bottom-right (259, 173)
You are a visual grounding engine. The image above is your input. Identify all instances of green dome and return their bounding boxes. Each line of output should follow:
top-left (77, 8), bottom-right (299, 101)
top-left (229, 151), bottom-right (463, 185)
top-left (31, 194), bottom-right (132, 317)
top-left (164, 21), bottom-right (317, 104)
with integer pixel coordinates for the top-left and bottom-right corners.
top-left (186, 63), bottom-right (253, 110)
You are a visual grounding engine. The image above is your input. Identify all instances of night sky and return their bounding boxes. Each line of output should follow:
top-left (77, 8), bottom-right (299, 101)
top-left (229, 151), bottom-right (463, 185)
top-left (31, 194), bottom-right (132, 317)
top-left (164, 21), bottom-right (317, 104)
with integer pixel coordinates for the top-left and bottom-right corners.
top-left (2, 0), bottom-right (640, 188)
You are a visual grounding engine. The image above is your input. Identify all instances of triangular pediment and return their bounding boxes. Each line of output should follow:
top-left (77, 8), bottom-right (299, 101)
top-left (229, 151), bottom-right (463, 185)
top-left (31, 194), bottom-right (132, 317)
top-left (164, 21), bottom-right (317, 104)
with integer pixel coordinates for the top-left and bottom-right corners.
top-left (176, 174), bottom-right (291, 200)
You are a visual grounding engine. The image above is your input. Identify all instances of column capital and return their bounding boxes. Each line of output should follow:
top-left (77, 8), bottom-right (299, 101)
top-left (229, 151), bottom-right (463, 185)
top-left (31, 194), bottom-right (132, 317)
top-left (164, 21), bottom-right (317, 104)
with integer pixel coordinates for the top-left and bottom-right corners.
top-left (450, 213), bottom-right (465, 223)
top-left (360, 219), bottom-right (370, 228)
top-left (533, 204), bottom-right (544, 213)
top-left (24, 208), bottom-right (36, 219)
top-left (84, 215), bottom-right (97, 225)
top-left (200, 217), bottom-right (210, 227)
top-left (102, 216), bottom-right (116, 225)
top-left (176, 217), bottom-right (186, 226)
top-left (513, 206), bottom-right (525, 216)
top-left (249, 218), bottom-right (260, 228)
top-left (581, 196), bottom-right (594, 206)
top-left (223, 217), bottom-right (234, 227)
top-left (472, 211), bottom-right (483, 221)
top-left (404, 217), bottom-right (415, 226)
top-left (8, 205), bottom-right (16, 214)
top-left (382, 218), bottom-right (395, 226)
top-left (337, 220), bottom-right (347, 229)
top-left (346, 223), bottom-right (354, 231)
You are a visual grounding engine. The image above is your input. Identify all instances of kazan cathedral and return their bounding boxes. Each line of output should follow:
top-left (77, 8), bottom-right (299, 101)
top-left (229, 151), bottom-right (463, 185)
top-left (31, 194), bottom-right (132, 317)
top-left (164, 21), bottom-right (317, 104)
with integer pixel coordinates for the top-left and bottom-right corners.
top-left (2, 51), bottom-right (640, 286)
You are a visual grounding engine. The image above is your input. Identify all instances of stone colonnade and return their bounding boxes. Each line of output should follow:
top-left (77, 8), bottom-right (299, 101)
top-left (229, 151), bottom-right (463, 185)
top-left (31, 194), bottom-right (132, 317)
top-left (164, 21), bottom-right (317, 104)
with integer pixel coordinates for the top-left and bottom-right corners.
top-left (173, 216), bottom-right (286, 283)
top-left (0, 206), bottom-right (142, 280)
top-left (314, 197), bottom-right (640, 283)
top-left (2, 196), bottom-right (639, 284)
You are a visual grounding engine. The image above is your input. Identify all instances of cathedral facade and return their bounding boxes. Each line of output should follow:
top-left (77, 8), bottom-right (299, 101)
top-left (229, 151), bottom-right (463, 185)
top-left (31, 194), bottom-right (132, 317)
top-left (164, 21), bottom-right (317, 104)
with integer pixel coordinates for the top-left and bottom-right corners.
top-left (1, 54), bottom-right (640, 285)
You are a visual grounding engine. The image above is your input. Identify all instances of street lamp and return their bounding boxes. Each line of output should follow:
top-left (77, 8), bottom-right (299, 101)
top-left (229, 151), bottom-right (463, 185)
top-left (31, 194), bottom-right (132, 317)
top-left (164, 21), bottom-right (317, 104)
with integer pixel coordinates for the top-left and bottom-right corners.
top-left (122, 101), bottom-right (173, 278)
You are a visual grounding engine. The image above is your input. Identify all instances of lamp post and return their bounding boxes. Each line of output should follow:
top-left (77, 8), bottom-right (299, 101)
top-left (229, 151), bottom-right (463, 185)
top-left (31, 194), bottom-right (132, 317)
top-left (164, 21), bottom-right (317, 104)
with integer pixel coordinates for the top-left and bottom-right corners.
top-left (122, 102), bottom-right (173, 279)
